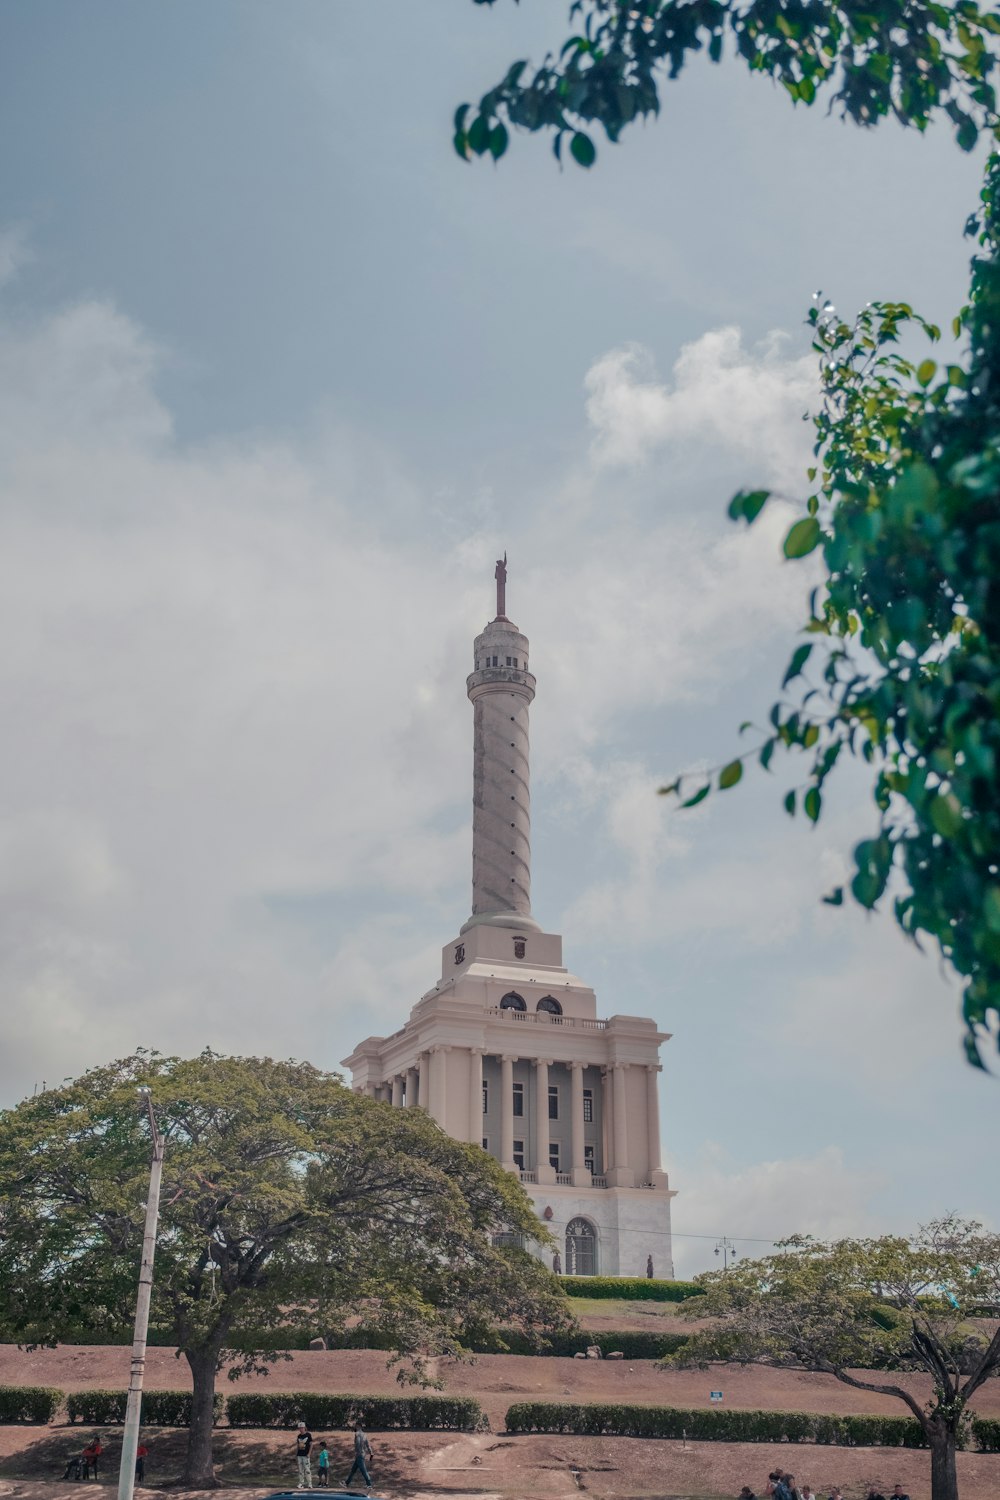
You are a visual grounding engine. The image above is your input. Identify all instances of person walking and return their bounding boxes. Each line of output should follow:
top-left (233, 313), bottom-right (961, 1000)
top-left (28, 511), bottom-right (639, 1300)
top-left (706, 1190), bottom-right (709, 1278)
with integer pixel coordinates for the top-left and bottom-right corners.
top-left (344, 1422), bottom-right (373, 1490)
top-left (316, 1442), bottom-right (330, 1487)
top-left (135, 1441), bottom-right (149, 1484)
top-left (294, 1421), bottom-right (313, 1490)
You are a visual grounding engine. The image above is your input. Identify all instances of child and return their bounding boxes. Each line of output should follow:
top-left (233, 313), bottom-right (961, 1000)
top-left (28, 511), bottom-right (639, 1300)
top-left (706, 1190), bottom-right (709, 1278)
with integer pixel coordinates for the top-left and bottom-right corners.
top-left (316, 1442), bottom-right (330, 1487)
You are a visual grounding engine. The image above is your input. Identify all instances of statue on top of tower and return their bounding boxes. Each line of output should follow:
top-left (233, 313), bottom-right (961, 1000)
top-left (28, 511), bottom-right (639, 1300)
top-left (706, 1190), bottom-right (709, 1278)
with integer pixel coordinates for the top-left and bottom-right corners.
top-left (495, 551), bottom-right (507, 619)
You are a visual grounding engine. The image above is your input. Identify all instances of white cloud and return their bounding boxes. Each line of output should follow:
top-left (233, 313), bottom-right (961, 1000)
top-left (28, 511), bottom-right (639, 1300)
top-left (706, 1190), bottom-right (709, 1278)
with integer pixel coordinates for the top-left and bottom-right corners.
top-left (585, 329), bottom-right (816, 493)
top-left (0, 287), bottom-right (837, 1103)
top-left (0, 226), bottom-right (30, 290)
top-left (670, 1143), bottom-right (886, 1278)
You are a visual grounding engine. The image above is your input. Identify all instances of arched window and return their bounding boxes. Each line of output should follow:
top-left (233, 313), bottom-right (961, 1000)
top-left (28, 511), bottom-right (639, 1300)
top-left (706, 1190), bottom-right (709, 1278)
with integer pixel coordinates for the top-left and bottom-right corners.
top-left (565, 1217), bottom-right (597, 1276)
top-left (500, 992), bottom-right (526, 1011)
top-left (536, 996), bottom-right (562, 1016)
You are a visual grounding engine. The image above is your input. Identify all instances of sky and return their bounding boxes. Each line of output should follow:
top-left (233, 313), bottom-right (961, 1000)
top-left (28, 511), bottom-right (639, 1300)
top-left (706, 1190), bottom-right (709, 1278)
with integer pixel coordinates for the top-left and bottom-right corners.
top-left (0, 1), bottom-right (996, 1277)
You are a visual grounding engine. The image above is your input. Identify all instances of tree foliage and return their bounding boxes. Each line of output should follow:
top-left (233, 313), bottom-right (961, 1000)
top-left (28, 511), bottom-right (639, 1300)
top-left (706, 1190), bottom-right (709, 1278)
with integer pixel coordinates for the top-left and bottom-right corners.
top-left (664, 159), bottom-right (1000, 1064)
top-left (0, 1051), bottom-right (570, 1485)
top-left (668, 1218), bottom-right (1000, 1500)
top-left (455, 0), bottom-right (1000, 167)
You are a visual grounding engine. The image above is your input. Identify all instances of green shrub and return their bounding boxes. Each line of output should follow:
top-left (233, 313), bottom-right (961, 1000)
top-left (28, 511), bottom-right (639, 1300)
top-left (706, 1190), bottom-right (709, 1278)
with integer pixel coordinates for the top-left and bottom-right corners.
top-left (470, 1327), bottom-right (690, 1359)
top-left (973, 1416), bottom-right (1000, 1453)
top-left (66, 1389), bottom-right (223, 1426)
top-left (0, 1385), bottom-right (63, 1424)
top-left (559, 1276), bottom-right (704, 1303)
top-left (504, 1401), bottom-right (930, 1447)
top-left (226, 1391), bottom-right (482, 1431)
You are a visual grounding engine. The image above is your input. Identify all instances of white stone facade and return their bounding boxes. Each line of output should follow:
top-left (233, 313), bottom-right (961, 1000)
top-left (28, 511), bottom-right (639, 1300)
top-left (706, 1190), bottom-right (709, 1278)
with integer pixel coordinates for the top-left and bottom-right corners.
top-left (342, 567), bottom-right (676, 1278)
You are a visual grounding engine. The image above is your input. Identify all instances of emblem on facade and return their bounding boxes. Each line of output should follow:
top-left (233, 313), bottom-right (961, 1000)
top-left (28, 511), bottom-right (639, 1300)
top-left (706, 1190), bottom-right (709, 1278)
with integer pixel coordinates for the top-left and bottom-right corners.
top-left (454, 943), bottom-right (465, 964)
top-left (542, 1205), bottom-right (554, 1221)
top-left (513, 936), bottom-right (526, 959)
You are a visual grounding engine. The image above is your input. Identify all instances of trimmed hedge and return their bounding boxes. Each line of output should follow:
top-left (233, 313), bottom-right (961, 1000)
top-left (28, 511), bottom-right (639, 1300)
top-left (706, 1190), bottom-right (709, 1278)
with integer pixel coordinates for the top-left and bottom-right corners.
top-left (476, 1328), bottom-right (690, 1360)
top-left (66, 1389), bottom-right (224, 1426)
top-left (560, 1276), bottom-right (704, 1303)
top-left (227, 1391), bottom-right (483, 1432)
top-left (0, 1385), bottom-right (63, 1424)
top-left (973, 1417), bottom-right (1000, 1453)
top-left (505, 1401), bottom-right (932, 1447)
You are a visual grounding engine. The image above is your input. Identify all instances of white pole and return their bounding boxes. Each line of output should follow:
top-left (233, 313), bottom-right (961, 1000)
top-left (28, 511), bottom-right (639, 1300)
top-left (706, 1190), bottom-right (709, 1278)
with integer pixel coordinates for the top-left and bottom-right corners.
top-left (117, 1094), bottom-right (164, 1500)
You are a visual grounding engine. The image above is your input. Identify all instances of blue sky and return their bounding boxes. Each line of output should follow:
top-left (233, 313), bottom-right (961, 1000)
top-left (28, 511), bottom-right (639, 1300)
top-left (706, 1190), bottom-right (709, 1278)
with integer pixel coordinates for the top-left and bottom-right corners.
top-left (0, 2), bottom-right (995, 1275)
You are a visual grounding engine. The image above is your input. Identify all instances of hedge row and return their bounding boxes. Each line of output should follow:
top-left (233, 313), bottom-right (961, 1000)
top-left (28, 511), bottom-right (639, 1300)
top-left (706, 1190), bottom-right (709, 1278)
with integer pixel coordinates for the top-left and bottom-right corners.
top-left (67, 1390), bottom-right (225, 1426)
top-left (504, 1402), bottom-right (930, 1446)
top-left (476, 1328), bottom-right (689, 1360)
top-left (227, 1392), bottom-right (483, 1431)
top-left (559, 1276), bottom-right (704, 1303)
top-left (504, 1402), bottom-right (1000, 1452)
top-left (0, 1385), bottom-right (63, 1424)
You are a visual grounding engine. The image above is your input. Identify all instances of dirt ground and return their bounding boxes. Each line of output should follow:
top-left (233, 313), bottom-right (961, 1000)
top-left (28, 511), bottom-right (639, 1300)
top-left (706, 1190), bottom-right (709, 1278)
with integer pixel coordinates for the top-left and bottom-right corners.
top-left (0, 1345), bottom-right (996, 1500)
top-left (2, 1345), bottom-right (997, 1434)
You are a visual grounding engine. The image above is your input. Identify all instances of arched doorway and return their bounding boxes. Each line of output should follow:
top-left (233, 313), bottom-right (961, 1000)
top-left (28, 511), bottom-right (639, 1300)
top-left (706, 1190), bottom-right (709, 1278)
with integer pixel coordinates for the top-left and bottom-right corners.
top-left (500, 992), bottom-right (526, 1011)
top-left (565, 1217), bottom-right (597, 1276)
top-left (536, 995), bottom-right (562, 1016)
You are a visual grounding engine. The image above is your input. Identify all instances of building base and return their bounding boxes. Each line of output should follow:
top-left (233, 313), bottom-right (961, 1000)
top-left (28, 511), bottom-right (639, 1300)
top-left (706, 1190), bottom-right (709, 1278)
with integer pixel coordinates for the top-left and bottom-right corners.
top-left (522, 1182), bottom-right (676, 1279)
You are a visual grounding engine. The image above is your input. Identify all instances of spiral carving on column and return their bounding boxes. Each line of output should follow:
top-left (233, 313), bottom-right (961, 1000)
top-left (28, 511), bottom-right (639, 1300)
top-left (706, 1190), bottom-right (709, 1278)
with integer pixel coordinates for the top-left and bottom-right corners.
top-left (472, 685), bottom-right (531, 916)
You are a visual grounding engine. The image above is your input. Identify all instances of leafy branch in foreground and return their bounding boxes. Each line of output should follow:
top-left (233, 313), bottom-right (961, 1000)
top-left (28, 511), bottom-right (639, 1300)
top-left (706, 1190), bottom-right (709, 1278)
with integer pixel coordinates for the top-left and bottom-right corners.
top-left (667, 1218), bottom-right (1000, 1500)
top-left (455, 0), bottom-right (1000, 167)
top-left (662, 154), bottom-right (1000, 1066)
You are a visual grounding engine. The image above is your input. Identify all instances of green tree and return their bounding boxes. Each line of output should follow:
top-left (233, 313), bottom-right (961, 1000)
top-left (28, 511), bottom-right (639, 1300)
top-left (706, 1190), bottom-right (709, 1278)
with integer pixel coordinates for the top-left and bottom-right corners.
top-left (668, 1218), bottom-right (1000, 1500)
top-left (454, 0), bottom-right (1000, 167)
top-left (0, 1050), bottom-right (569, 1486)
top-left (455, 2), bottom-right (1000, 1062)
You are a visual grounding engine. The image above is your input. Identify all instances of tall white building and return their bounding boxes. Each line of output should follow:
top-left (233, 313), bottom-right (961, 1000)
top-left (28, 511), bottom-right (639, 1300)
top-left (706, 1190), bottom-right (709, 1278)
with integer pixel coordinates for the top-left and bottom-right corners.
top-left (343, 561), bottom-right (675, 1277)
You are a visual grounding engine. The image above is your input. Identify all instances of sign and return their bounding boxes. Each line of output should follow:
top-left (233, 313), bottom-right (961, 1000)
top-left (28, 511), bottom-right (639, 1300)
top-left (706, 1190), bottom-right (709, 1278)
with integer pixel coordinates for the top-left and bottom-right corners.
top-left (710, 1391), bottom-right (723, 1403)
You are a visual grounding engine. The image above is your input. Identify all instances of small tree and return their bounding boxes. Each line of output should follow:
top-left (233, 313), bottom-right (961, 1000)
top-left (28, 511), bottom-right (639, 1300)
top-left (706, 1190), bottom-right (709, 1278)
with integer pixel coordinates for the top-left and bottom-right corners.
top-left (0, 1050), bottom-right (570, 1486)
top-left (667, 1218), bottom-right (1000, 1500)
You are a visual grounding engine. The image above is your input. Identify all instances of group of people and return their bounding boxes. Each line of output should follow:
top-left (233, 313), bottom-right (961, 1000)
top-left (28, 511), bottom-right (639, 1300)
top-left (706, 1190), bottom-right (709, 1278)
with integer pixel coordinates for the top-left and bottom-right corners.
top-left (738, 1477), bottom-right (912, 1500)
top-left (61, 1436), bottom-right (150, 1484)
top-left (295, 1420), bottom-right (374, 1491)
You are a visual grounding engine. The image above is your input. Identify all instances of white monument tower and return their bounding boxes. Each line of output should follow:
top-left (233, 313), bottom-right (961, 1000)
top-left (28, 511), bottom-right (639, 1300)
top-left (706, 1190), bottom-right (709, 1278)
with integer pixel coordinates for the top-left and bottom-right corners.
top-left (343, 559), bottom-right (675, 1277)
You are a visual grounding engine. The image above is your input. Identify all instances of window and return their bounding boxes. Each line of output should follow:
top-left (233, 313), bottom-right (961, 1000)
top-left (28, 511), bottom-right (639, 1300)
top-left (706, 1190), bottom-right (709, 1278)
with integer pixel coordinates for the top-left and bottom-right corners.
top-left (537, 995), bottom-right (562, 1016)
top-left (482, 1080), bottom-right (489, 1114)
top-left (583, 1088), bottom-right (593, 1123)
top-left (548, 1085), bottom-right (559, 1120)
top-left (566, 1217), bottom-right (597, 1276)
top-left (513, 1139), bottom-right (525, 1169)
top-left (500, 991), bottom-right (526, 1011)
top-left (584, 1144), bottom-right (595, 1173)
top-left (513, 658), bottom-right (518, 668)
top-left (506, 656), bottom-right (512, 666)
top-left (549, 1142), bottom-right (560, 1172)
top-left (482, 1137), bottom-right (489, 1151)
top-left (491, 655), bottom-right (499, 666)
top-left (512, 1082), bottom-right (524, 1117)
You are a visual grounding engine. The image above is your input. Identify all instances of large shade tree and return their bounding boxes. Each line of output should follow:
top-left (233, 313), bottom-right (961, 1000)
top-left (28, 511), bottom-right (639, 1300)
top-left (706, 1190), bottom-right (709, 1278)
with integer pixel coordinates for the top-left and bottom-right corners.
top-left (668, 1218), bottom-right (1000, 1500)
top-left (0, 1050), bottom-right (570, 1486)
top-left (454, 1), bottom-right (1000, 1063)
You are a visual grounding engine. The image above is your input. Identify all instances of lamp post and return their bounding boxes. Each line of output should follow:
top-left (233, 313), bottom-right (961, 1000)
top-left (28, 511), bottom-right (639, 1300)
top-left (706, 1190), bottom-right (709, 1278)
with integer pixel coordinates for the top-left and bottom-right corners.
top-left (117, 1090), bottom-right (165, 1500)
top-left (714, 1237), bottom-right (737, 1270)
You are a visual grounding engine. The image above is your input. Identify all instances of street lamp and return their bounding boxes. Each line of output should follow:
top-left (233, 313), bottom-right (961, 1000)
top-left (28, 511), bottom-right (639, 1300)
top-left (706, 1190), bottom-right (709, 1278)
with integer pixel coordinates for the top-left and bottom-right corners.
top-left (714, 1237), bottom-right (737, 1270)
top-left (117, 1089), bottom-right (165, 1500)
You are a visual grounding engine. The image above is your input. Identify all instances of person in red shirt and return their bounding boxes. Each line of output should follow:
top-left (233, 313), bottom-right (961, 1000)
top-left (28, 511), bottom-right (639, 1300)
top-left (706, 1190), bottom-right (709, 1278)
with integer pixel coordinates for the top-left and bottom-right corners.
top-left (81, 1438), bottom-right (102, 1480)
top-left (136, 1442), bottom-right (149, 1483)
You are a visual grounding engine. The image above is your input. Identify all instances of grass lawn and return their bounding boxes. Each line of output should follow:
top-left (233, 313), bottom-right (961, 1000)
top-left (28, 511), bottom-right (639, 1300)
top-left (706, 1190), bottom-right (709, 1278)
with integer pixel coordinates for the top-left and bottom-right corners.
top-left (567, 1296), bottom-right (689, 1320)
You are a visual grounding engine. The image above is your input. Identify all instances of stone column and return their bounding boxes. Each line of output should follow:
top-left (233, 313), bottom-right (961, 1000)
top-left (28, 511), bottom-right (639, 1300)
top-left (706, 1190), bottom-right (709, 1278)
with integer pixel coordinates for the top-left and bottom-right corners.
top-left (534, 1059), bottom-right (555, 1183)
top-left (417, 1053), bottom-right (429, 1110)
top-left (429, 1047), bottom-right (448, 1127)
top-left (646, 1065), bottom-right (662, 1175)
top-left (391, 1075), bottom-right (404, 1108)
top-left (500, 1055), bottom-right (516, 1170)
top-left (602, 1068), bottom-right (613, 1174)
top-left (570, 1062), bottom-right (589, 1187)
top-left (405, 1066), bottom-right (419, 1106)
top-left (468, 1050), bottom-right (484, 1144)
top-left (609, 1063), bottom-right (635, 1187)
top-left (363, 1082), bottom-right (376, 1099)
